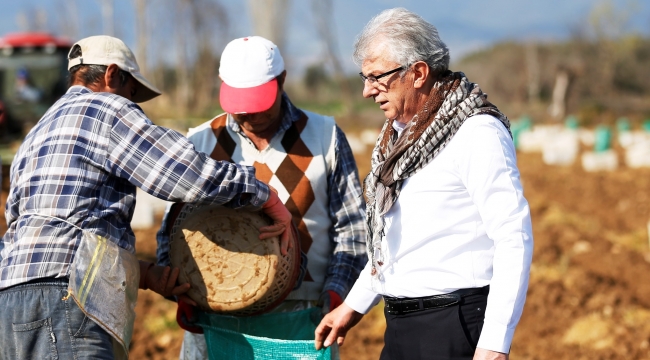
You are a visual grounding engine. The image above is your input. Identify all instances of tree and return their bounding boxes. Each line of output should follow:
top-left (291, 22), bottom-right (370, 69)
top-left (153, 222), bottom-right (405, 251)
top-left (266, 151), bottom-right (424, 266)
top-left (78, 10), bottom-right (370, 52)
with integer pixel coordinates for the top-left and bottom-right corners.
top-left (144, 0), bottom-right (229, 117)
top-left (133, 0), bottom-right (148, 75)
top-left (311, 0), bottom-right (353, 115)
top-left (99, 0), bottom-right (114, 36)
top-left (247, 0), bottom-right (290, 53)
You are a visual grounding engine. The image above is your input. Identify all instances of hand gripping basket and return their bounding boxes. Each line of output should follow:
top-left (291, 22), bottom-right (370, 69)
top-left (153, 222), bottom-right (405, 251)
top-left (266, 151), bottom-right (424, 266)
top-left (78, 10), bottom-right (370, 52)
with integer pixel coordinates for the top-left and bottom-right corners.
top-left (169, 204), bottom-right (302, 316)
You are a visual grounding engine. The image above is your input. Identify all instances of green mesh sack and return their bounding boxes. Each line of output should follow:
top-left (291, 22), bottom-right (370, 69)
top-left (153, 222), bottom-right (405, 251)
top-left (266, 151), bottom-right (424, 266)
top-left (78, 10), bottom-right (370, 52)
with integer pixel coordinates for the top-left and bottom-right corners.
top-left (195, 307), bottom-right (331, 360)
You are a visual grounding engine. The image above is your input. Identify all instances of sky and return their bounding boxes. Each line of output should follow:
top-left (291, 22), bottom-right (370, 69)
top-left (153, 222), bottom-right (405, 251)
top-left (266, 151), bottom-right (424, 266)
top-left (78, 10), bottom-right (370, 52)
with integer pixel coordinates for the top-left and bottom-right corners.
top-left (0, 0), bottom-right (648, 75)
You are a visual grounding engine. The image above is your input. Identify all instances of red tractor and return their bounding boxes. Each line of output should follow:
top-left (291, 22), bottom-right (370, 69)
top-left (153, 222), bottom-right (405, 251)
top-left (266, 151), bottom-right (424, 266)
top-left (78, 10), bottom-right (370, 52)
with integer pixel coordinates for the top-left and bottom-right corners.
top-left (0, 32), bottom-right (72, 142)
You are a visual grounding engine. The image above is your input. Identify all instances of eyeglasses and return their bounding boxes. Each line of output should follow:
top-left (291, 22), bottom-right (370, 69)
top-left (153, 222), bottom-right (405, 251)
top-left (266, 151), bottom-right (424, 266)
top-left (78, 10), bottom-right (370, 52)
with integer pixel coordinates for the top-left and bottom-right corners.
top-left (359, 66), bottom-right (404, 84)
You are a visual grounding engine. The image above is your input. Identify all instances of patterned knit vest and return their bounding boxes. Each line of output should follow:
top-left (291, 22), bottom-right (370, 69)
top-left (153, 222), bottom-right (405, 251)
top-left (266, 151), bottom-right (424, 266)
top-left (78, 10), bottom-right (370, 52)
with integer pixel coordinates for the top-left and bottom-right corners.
top-left (193, 111), bottom-right (336, 300)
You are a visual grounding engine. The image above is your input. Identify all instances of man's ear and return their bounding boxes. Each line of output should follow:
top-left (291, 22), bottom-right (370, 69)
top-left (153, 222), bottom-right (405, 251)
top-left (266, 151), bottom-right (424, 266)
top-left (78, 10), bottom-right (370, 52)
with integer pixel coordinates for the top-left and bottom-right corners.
top-left (411, 61), bottom-right (430, 89)
top-left (277, 70), bottom-right (287, 91)
top-left (104, 64), bottom-right (121, 89)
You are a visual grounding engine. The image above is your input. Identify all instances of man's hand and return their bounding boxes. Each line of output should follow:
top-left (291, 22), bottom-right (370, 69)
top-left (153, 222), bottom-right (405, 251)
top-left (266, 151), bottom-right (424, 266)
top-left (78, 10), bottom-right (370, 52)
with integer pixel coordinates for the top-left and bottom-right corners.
top-left (260, 190), bottom-right (293, 255)
top-left (140, 261), bottom-right (191, 298)
top-left (314, 303), bottom-right (364, 350)
top-left (318, 290), bottom-right (343, 315)
top-left (177, 298), bottom-right (204, 334)
top-left (473, 347), bottom-right (509, 360)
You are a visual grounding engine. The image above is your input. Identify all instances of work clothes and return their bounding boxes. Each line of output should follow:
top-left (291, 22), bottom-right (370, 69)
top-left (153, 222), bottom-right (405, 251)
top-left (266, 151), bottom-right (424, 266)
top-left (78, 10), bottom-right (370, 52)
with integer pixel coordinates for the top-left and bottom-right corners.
top-left (1, 86), bottom-right (269, 290)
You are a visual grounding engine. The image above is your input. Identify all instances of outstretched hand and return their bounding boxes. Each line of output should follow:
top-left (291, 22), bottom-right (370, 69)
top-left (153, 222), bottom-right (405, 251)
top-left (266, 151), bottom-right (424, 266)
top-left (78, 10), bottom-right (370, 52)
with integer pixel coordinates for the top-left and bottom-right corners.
top-left (260, 190), bottom-right (293, 255)
top-left (314, 303), bottom-right (364, 350)
top-left (318, 290), bottom-right (343, 315)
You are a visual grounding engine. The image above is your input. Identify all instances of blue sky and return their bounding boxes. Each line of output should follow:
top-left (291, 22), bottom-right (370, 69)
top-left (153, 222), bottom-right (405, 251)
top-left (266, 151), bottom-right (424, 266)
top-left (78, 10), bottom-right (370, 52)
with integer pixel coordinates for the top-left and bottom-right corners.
top-left (1, 0), bottom-right (648, 75)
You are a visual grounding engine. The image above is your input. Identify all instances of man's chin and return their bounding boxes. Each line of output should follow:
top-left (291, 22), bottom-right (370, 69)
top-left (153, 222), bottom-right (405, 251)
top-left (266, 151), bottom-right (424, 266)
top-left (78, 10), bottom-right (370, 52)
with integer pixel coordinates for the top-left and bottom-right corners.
top-left (381, 110), bottom-right (394, 120)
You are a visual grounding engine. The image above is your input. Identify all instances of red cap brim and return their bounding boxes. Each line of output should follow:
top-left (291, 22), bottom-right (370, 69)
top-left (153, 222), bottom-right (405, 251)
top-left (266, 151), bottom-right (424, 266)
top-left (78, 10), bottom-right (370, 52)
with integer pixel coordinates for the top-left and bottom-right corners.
top-left (220, 79), bottom-right (278, 114)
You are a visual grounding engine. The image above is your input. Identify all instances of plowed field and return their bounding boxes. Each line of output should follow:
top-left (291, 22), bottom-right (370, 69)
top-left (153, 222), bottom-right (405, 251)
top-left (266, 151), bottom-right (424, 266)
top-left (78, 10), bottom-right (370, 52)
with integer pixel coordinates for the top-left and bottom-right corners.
top-left (3, 149), bottom-right (650, 360)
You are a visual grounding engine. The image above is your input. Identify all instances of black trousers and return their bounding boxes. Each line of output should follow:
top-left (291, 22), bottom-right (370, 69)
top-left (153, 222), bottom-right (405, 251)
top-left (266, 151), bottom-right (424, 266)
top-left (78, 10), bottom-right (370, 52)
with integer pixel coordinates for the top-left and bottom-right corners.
top-left (380, 291), bottom-right (488, 360)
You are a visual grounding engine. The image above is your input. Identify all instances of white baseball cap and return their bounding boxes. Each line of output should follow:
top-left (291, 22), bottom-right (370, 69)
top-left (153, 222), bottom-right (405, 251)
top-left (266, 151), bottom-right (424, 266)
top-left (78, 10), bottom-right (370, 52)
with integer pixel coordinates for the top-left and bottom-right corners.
top-left (219, 36), bottom-right (284, 114)
top-left (68, 35), bottom-right (161, 103)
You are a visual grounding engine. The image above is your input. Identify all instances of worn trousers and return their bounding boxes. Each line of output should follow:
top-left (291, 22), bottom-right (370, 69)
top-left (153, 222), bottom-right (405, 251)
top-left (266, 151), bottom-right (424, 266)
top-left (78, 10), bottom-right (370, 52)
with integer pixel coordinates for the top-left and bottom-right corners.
top-left (0, 278), bottom-right (114, 360)
top-left (380, 291), bottom-right (488, 360)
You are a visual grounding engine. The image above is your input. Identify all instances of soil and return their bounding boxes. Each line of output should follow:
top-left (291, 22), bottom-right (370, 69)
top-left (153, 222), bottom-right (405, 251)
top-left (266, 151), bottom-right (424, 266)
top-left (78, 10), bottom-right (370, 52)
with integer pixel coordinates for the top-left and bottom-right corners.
top-left (3, 150), bottom-right (650, 359)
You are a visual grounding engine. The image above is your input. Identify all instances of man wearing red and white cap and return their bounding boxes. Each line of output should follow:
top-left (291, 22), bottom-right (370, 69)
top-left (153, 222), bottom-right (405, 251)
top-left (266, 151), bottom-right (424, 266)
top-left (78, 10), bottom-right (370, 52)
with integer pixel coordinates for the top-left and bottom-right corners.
top-left (156, 36), bottom-right (367, 359)
top-left (219, 36), bottom-right (285, 115)
top-left (0, 35), bottom-right (293, 359)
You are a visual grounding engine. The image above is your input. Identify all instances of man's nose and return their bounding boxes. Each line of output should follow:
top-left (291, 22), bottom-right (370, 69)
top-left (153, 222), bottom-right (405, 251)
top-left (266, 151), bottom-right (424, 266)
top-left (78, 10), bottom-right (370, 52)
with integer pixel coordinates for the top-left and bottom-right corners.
top-left (362, 81), bottom-right (378, 98)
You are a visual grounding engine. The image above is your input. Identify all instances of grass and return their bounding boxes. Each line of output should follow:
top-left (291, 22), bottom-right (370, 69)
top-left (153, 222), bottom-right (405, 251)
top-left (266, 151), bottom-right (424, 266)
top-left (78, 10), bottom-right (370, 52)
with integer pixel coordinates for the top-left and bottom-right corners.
top-left (143, 302), bottom-right (181, 335)
top-left (0, 144), bottom-right (18, 165)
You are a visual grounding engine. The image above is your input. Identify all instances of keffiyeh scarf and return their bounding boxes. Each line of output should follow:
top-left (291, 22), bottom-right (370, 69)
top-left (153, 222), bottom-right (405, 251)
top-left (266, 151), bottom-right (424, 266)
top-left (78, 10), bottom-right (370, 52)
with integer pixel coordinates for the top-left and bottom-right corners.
top-left (364, 71), bottom-right (511, 278)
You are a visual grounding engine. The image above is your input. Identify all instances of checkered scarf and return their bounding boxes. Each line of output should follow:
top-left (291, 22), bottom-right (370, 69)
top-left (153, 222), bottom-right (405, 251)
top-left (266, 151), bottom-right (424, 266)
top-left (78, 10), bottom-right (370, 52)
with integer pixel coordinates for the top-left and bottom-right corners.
top-left (364, 71), bottom-right (511, 277)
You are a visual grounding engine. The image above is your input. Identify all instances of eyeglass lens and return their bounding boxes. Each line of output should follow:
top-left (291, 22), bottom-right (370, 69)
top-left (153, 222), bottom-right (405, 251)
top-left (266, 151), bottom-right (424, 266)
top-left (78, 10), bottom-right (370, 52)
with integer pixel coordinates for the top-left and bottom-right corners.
top-left (359, 66), bottom-right (404, 84)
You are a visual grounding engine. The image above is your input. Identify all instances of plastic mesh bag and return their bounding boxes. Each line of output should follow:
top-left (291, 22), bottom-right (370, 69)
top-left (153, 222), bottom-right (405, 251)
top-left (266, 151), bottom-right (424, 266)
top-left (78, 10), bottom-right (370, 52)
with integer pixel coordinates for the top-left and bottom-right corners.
top-left (195, 307), bottom-right (331, 360)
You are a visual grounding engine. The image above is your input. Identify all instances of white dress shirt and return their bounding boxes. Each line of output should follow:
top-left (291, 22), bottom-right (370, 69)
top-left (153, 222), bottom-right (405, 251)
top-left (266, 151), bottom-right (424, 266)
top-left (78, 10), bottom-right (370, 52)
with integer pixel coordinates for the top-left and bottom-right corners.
top-left (345, 114), bottom-right (533, 353)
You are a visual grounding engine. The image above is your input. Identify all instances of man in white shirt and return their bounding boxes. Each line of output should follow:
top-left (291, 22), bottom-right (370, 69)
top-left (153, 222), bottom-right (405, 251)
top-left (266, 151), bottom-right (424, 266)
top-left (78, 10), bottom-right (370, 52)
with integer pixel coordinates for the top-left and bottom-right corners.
top-left (315, 8), bottom-right (533, 360)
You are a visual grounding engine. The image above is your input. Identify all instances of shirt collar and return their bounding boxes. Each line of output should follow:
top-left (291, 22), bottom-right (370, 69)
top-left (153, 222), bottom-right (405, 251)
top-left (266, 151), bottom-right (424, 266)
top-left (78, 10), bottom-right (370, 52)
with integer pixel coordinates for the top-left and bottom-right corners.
top-left (66, 85), bottom-right (94, 95)
top-left (392, 119), bottom-right (407, 135)
top-left (227, 92), bottom-right (301, 135)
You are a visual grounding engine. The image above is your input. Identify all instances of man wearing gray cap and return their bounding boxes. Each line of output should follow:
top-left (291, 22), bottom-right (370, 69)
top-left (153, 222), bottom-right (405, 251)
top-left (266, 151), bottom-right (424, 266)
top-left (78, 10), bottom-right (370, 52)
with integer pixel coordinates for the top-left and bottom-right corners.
top-left (0, 35), bottom-right (293, 360)
top-left (156, 35), bottom-right (367, 359)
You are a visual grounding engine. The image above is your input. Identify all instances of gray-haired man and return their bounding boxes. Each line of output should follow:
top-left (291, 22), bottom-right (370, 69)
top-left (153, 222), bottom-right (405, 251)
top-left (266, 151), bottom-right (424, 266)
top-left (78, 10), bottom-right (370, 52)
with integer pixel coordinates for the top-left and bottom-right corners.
top-left (315, 8), bottom-right (533, 360)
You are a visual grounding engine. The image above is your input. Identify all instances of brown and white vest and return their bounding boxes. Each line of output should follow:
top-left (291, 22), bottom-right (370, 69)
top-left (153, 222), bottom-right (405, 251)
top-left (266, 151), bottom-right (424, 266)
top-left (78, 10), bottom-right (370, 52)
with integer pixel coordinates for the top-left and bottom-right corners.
top-left (186, 111), bottom-right (337, 300)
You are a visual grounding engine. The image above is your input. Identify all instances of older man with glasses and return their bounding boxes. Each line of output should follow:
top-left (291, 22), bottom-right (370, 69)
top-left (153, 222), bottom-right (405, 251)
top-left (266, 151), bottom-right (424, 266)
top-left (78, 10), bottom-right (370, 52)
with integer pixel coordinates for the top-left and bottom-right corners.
top-left (316, 8), bottom-right (533, 360)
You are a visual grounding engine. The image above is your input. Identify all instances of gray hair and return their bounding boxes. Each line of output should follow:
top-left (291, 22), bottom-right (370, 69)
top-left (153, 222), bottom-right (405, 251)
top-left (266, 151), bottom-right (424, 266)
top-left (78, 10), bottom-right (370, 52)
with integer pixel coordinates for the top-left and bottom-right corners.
top-left (353, 8), bottom-right (450, 75)
top-left (68, 44), bottom-right (130, 87)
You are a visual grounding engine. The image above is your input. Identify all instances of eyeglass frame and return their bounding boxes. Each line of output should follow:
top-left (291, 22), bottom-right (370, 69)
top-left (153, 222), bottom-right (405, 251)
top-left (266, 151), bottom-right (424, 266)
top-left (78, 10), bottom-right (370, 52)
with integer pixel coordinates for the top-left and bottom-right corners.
top-left (359, 66), bottom-right (405, 84)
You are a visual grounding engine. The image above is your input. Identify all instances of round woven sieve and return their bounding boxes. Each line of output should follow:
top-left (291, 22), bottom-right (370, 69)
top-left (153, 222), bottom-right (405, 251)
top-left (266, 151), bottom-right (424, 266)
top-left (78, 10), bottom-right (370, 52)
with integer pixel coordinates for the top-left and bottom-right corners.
top-left (169, 204), bottom-right (300, 316)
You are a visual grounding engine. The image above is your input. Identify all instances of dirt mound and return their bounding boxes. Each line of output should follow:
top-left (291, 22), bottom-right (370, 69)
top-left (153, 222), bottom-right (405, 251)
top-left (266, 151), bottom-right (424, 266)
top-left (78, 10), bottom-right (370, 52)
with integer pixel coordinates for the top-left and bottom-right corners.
top-left (510, 153), bottom-right (650, 359)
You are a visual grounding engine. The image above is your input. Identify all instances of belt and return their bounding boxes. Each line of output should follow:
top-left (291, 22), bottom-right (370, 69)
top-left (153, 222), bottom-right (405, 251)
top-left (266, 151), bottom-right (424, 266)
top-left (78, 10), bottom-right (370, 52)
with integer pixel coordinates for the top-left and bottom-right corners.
top-left (383, 285), bottom-right (489, 315)
top-left (2, 277), bottom-right (69, 291)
